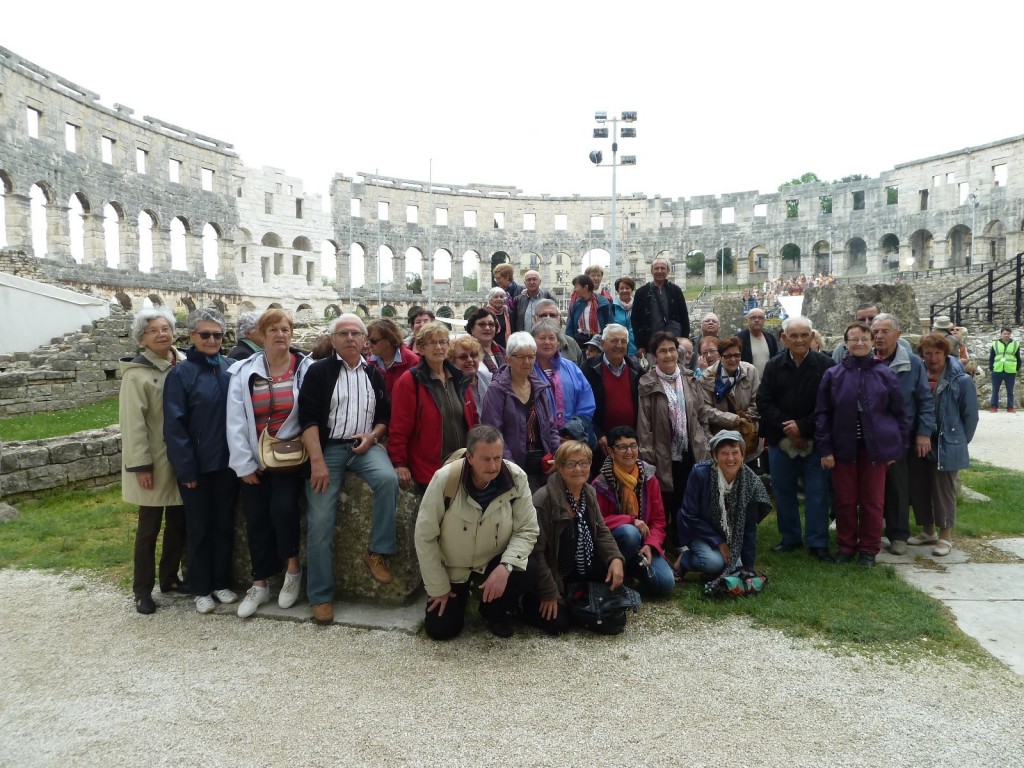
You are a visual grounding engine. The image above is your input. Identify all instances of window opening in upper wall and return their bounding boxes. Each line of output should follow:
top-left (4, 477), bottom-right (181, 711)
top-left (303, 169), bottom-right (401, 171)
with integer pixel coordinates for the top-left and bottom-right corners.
top-left (785, 200), bottom-right (798, 218)
top-left (26, 107), bottom-right (40, 138)
top-left (819, 196), bottom-right (832, 215)
top-left (946, 172), bottom-right (955, 184)
top-left (753, 203), bottom-right (767, 218)
top-left (351, 198), bottom-right (361, 217)
top-left (590, 215), bottom-right (603, 230)
top-left (493, 212), bottom-right (505, 229)
top-left (436, 207), bottom-right (447, 226)
top-left (169, 158), bottom-right (181, 183)
top-left (407, 205), bottom-right (418, 224)
top-left (378, 201), bottom-right (389, 221)
top-left (265, 192), bottom-right (274, 214)
top-left (201, 168), bottom-right (214, 192)
top-left (65, 123), bottom-right (77, 152)
top-left (958, 182), bottom-right (970, 205)
top-left (554, 214), bottom-right (567, 231)
top-left (993, 163), bottom-right (1008, 187)
top-left (101, 137), bottom-right (115, 164)
top-left (136, 149), bottom-right (147, 174)
top-left (885, 186), bottom-right (898, 205)
top-left (852, 191), bottom-right (865, 210)
top-left (464, 210), bottom-right (477, 228)
top-left (523, 213), bottom-right (536, 230)
top-left (690, 209), bottom-right (703, 226)
top-left (721, 206), bottom-right (735, 225)
top-left (295, 199), bottom-right (303, 219)
top-left (919, 189), bottom-right (929, 211)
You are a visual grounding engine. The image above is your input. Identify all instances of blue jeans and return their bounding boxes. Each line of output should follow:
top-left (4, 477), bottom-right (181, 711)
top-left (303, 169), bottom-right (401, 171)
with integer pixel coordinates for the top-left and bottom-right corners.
top-left (611, 524), bottom-right (675, 597)
top-left (305, 443), bottom-right (398, 605)
top-left (679, 538), bottom-right (726, 576)
top-left (991, 372), bottom-right (1016, 408)
top-left (769, 444), bottom-right (831, 549)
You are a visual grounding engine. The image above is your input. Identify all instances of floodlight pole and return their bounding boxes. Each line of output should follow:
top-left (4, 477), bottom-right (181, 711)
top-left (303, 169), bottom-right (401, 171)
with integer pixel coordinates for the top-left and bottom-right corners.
top-left (427, 159), bottom-right (433, 309)
top-left (591, 111), bottom-right (636, 278)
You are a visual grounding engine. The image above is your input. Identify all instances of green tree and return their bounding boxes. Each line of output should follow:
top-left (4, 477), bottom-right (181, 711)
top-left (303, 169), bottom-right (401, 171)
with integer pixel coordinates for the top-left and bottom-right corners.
top-left (778, 172), bottom-right (821, 191)
top-left (781, 243), bottom-right (801, 261)
top-left (406, 272), bottom-right (422, 294)
top-left (686, 251), bottom-right (705, 276)
top-left (463, 272), bottom-right (478, 292)
top-left (835, 173), bottom-right (869, 183)
top-left (715, 248), bottom-right (734, 275)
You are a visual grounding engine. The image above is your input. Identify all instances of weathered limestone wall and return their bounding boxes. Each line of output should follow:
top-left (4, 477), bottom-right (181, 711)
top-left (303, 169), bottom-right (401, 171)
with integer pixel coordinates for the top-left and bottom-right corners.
top-left (0, 426), bottom-right (121, 500)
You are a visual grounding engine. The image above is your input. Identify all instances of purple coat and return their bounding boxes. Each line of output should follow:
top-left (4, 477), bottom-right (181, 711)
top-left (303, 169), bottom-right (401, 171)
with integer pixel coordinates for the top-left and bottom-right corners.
top-left (480, 366), bottom-right (561, 465)
top-left (815, 354), bottom-right (909, 464)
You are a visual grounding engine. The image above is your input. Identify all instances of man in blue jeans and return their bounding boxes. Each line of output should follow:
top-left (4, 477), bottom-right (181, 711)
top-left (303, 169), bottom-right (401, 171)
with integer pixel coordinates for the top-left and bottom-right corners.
top-left (756, 316), bottom-right (836, 562)
top-left (298, 313), bottom-right (399, 625)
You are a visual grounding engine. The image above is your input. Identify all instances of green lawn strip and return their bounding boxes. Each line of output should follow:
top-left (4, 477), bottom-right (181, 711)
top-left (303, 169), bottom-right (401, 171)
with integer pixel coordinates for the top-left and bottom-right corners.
top-left (0, 487), bottom-right (134, 587)
top-left (0, 397), bottom-right (120, 441)
top-left (958, 461), bottom-right (1024, 538)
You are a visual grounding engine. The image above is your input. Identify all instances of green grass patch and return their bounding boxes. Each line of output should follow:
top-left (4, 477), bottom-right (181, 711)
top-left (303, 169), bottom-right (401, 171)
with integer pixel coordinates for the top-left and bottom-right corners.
top-left (0, 397), bottom-right (120, 441)
top-left (0, 487), bottom-right (135, 587)
top-left (958, 461), bottom-right (1024, 538)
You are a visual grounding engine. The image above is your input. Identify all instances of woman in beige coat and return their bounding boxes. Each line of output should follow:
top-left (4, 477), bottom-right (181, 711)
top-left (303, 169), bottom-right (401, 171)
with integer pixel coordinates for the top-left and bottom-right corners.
top-left (637, 330), bottom-right (710, 532)
top-left (119, 308), bottom-right (187, 614)
top-left (700, 335), bottom-right (762, 460)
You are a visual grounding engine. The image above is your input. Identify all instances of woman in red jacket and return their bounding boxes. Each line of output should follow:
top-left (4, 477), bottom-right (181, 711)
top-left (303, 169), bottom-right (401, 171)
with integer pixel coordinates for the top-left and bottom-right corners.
top-left (388, 322), bottom-right (480, 489)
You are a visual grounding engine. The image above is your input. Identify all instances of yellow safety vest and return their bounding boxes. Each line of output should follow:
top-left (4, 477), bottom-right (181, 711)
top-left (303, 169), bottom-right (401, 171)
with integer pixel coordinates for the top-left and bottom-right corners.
top-left (993, 339), bottom-right (1019, 374)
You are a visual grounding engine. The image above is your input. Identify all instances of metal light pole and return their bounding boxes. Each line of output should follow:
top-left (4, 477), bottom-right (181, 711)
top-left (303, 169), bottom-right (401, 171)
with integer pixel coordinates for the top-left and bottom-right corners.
top-left (374, 168), bottom-right (382, 313)
top-left (968, 192), bottom-right (978, 269)
top-left (590, 111), bottom-right (636, 277)
top-left (427, 159), bottom-right (433, 308)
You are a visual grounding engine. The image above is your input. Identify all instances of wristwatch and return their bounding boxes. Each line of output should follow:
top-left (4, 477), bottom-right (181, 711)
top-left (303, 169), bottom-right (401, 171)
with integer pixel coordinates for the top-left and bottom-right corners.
top-left (503, 562), bottom-right (514, 573)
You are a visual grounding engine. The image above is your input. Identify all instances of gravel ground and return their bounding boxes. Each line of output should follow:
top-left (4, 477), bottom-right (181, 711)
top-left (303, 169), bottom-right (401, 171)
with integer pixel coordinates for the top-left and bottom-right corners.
top-left (2, 568), bottom-right (1024, 768)
top-left (965, 410), bottom-right (1024, 471)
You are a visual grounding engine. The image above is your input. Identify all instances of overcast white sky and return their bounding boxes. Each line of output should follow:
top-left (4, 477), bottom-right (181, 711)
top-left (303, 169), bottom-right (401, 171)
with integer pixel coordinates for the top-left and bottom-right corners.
top-left (6, 1), bottom-right (1022, 211)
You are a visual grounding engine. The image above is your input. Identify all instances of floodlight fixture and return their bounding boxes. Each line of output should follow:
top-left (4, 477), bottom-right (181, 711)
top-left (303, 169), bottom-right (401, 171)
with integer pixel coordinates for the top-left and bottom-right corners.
top-left (595, 111), bottom-right (607, 123)
top-left (621, 111), bottom-right (637, 122)
top-left (620, 127), bottom-right (636, 138)
top-left (621, 155), bottom-right (636, 165)
top-left (593, 127), bottom-right (609, 139)
top-left (589, 150), bottom-right (603, 165)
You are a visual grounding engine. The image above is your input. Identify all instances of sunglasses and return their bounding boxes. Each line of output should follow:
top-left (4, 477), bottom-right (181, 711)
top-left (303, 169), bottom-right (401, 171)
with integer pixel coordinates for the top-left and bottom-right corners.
top-left (455, 353), bottom-right (480, 361)
top-left (196, 331), bottom-right (224, 340)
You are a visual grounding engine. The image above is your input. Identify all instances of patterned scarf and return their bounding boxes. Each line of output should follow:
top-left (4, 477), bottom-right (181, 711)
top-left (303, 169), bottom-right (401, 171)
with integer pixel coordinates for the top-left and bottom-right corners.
top-left (576, 296), bottom-right (600, 337)
top-left (561, 488), bottom-right (595, 579)
top-left (600, 455), bottom-right (645, 519)
top-left (540, 359), bottom-right (566, 428)
top-left (656, 366), bottom-right (689, 460)
top-left (713, 363), bottom-right (737, 404)
top-left (709, 464), bottom-right (771, 574)
top-left (487, 304), bottom-right (511, 341)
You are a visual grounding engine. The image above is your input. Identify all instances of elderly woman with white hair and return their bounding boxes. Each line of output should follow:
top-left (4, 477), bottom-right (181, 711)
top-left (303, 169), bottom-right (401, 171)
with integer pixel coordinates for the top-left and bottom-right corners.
top-left (164, 307), bottom-right (239, 614)
top-left (481, 332), bottom-right (560, 490)
top-left (227, 310), bottom-right (262, 361)
top-left (120, 308), bottom-right (188, 614)
top-left (676, 430), bottom-right (772, 580)
top-left (485, 286), bottom-right (512, 348)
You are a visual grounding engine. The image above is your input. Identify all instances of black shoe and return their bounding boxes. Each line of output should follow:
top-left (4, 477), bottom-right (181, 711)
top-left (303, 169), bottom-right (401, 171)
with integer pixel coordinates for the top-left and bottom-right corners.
top-left (772, 542), bottom-right (801, 553)
top-left (135, 595), bottom-right (156, 615)
top-left (809, 547), bottom-right (835, 563)
top-left (835, 552), bottom-right (854, 565)
top-left (486, 619), bottom-right (514, 638)
top-left (858, 554), bottom-right (876, 568)
top-left (160, 581), bottom-right (190, 595)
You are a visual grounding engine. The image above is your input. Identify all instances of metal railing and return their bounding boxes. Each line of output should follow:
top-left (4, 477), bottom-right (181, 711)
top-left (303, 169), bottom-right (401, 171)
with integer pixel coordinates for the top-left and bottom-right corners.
top-left (929, 253), bottom-right (1023, 327)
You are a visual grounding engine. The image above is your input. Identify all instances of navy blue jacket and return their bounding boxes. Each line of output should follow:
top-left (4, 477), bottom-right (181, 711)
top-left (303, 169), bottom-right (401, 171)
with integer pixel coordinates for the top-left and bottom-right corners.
top-left (814, 354), bottom-right (909, 464)
top-left (163, 347), bottom-right (232, 484)
top-left (566, 294), bottom-right (612, 346)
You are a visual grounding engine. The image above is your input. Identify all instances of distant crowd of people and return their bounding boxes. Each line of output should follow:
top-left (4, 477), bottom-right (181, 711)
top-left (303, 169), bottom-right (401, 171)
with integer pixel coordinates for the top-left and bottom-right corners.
top-left (121, 259), bottom-right (1004, 639)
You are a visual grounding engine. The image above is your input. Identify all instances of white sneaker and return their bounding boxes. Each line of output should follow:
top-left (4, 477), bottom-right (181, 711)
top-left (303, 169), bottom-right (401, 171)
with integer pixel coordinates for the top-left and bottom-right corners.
top-left (195, 595), bottom-right (216, 614)
top-left (213, 588), bottom-right (238, 604)
top-left (908, 531), bottom-right (939, 545)
top-left (279, 571), bottom-right (302, 609)
top-left (237, 586), bottom-right (270, 618)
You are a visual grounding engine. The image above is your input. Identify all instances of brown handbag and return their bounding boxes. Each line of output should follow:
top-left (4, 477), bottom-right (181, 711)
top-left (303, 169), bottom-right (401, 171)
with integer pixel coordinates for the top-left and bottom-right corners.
top-left (255, 353), bottom-right (308, 472)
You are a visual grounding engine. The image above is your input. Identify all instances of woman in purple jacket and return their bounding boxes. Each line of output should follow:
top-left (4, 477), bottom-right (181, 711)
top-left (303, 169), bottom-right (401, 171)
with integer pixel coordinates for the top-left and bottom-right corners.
top-left (815, 322), bottom-right (908, 567)
top-left (480, 332), bottom-right (561, 491)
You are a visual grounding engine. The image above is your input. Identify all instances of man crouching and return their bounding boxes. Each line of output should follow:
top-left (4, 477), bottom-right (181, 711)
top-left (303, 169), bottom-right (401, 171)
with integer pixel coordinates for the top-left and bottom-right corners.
top-left (415, 425), bottom-right (540, 639)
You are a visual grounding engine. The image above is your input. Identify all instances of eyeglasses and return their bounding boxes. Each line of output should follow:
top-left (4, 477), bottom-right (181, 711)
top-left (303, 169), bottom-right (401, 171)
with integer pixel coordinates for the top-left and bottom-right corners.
top-left (333, 330), bottom-right (365, 338)
top-left (847, 337), bottom-right (872, 344)
top-left (721, 353), bottom-right (741, 359)
top-left (196, 331), bottom-right (223, 340)
top-left (367, 337), bottom-right (383, 345)
top-left (509, 353), bottom-right (536, 361)
top-left (144, 326), bottom-right (172, 336)
top-left (536, 313), bottom-right (560, 319)
top-left (562, 460), bottom-right (591, 469)
top-left (454, 353), bottom-right (479, 361)
top-left (612, 443), bottom-right (639, 453)
top-left (475, 322), bottom-right (496, 328)
top-left (423, 339), bottom-right (450, 348)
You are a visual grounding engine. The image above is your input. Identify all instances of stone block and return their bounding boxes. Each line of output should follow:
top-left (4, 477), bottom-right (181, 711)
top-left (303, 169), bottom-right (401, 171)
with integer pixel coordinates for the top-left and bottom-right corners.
top-left (48, 442), bottom-right (87, 464)
top-left (66, 457), bottom-right (112, 482)
top-left (3, 446), bottom-right (49, 471)
top-left (0, 372), bottom-right (28, 387)
top-left (26, 465), bottom-right (67, 489)
top-left (0, 472), bottom-right (28, 496)
top-left (231, 475), bottom-right (423, 605)
top-left (0, 502), bottom-right (20, 522)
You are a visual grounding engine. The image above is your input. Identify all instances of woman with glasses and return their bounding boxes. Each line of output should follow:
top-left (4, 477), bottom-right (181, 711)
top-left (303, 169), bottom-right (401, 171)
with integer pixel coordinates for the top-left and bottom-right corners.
top-left (448, 334), bottom-right (492, 405)
top-left (164, 308), bottom-right (239, 614)
top-left (592, 426), bottom-right (674, 596)
top-left (638, 330), bottom-right (711, 524)
top-left (525, 440), bottom-right (625, 635)
top-left (119, 308), bottom-right (187, 614)
top-left (388, 322), bottom-right (479, 490)
top-left (467, 308), bottom-right (507, 374)
top-left (366, 318), bottom-right (419, 399)
top-left (531, 319), bottom-right (595, 434)
top-left (611, 276), bottom-right (638, 357)
top-left (700, 336), bottom-right (761, 459)
top-left (481, 332), bottom-right (560, 491)
top-left (815, 322), bottom-right (908, 567)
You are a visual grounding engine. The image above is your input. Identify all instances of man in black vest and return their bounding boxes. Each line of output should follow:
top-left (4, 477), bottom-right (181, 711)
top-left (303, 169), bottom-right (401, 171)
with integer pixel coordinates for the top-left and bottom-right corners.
top-left (633, 258), bottom-right (690, 359)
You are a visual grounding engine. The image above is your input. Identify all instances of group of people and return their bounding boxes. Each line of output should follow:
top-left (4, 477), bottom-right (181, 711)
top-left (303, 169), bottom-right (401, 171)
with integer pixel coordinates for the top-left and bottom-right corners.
top-left (119, 258), bottom-right (989, 639)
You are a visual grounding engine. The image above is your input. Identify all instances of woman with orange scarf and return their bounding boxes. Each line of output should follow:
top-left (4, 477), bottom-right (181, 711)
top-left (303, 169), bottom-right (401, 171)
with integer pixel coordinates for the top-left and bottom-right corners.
top-left (591, 425), bottom-right (675, 596)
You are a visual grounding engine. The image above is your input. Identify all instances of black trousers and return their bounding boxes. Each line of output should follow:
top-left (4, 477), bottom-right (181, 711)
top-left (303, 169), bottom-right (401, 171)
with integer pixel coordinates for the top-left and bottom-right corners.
top-left (132, 505), bottom-right (186, 597)
top-left (239, 471), bottom-right (303, 581)
top-left (180, 468), bottom-right (238, 597)
top-left (662, 451), bottom-right (695, 546)
top-left (424, 554), bottom-right (538, 640)
top-left (883, 452), bottom-right (911, 543)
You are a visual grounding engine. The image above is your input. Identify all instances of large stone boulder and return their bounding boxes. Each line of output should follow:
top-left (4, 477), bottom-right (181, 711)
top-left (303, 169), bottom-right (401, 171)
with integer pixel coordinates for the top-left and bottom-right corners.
top-left (802, 283), bottom-right (923, 338)
top-left (231, 475), bottom-right (423, 605)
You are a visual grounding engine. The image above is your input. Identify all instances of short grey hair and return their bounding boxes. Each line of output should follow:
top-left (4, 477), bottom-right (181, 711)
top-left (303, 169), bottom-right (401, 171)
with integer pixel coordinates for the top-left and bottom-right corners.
top-left (329, 313), bottom-right (367, 335)
top-left (131, 308), bottom-right (176, 343)
top-left (781, 315), bottom-right (813, 333)
top-left (530, 319), bottom-right (562, 340)
top-left (466, 424), bottom-right (504, 455)
top-left (533, 298), bottom-right (560, 319)
top-left (602, 323), bottom-right (629, 340)
top-left (236, 310), bottom-right (261, 340)
top-left (872, 313), bottom-right (901, 331)
top-left (186, 307), bottom-right (226, 334)
top-left (487, 287), bottom-right (507, 301)
top-left (505, 331), bottom-right (537, 357)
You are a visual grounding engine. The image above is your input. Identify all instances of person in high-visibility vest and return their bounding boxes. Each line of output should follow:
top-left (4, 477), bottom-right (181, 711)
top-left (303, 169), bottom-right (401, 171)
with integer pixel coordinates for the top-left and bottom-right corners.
top-left (989, 326), bottom-right (1020, 413)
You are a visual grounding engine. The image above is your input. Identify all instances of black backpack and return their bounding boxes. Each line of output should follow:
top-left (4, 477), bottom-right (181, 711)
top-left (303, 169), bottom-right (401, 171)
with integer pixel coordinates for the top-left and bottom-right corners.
top-left (566, 581), bottom-right (642, 635)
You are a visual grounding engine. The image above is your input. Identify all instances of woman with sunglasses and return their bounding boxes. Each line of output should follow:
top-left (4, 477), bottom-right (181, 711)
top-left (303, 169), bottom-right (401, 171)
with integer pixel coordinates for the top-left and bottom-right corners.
top-left (388, 322), bottom-right (480, 490)
top-left (164, 308), bottom-right (239, 614)
top-left (448, 334), bottom-right (492, 405)
top-left (366, 318), bottom-right (419, 399)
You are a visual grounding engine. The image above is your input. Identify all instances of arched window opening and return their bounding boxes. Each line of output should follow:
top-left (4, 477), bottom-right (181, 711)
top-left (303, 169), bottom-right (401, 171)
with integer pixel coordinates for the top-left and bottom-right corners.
top-left (170, 218), bottom-right (187, 270)
top-left (30, 183), bottom-right (49, 257)
top-left (138, 211), bottom-right (156, 272)
top-left (68, 193), bottom-right (86, 263)
top-left (320, 240), bottom-right (338, 282)
top-left (350, 242), bottom-right (366, 288)
top-left (463, 250), bottom-right (481, 292)
top-left (104, 203), bottom-right (120, 268)
top-left (202, 223), bottom-right (219, 277)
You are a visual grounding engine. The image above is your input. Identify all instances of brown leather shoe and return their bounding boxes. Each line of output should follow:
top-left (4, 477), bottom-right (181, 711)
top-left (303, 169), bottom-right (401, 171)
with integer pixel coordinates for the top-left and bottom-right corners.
top-left (312, 602), bottom-right (333, 625)
top-left (363, 552), bottom-right (393, 584)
